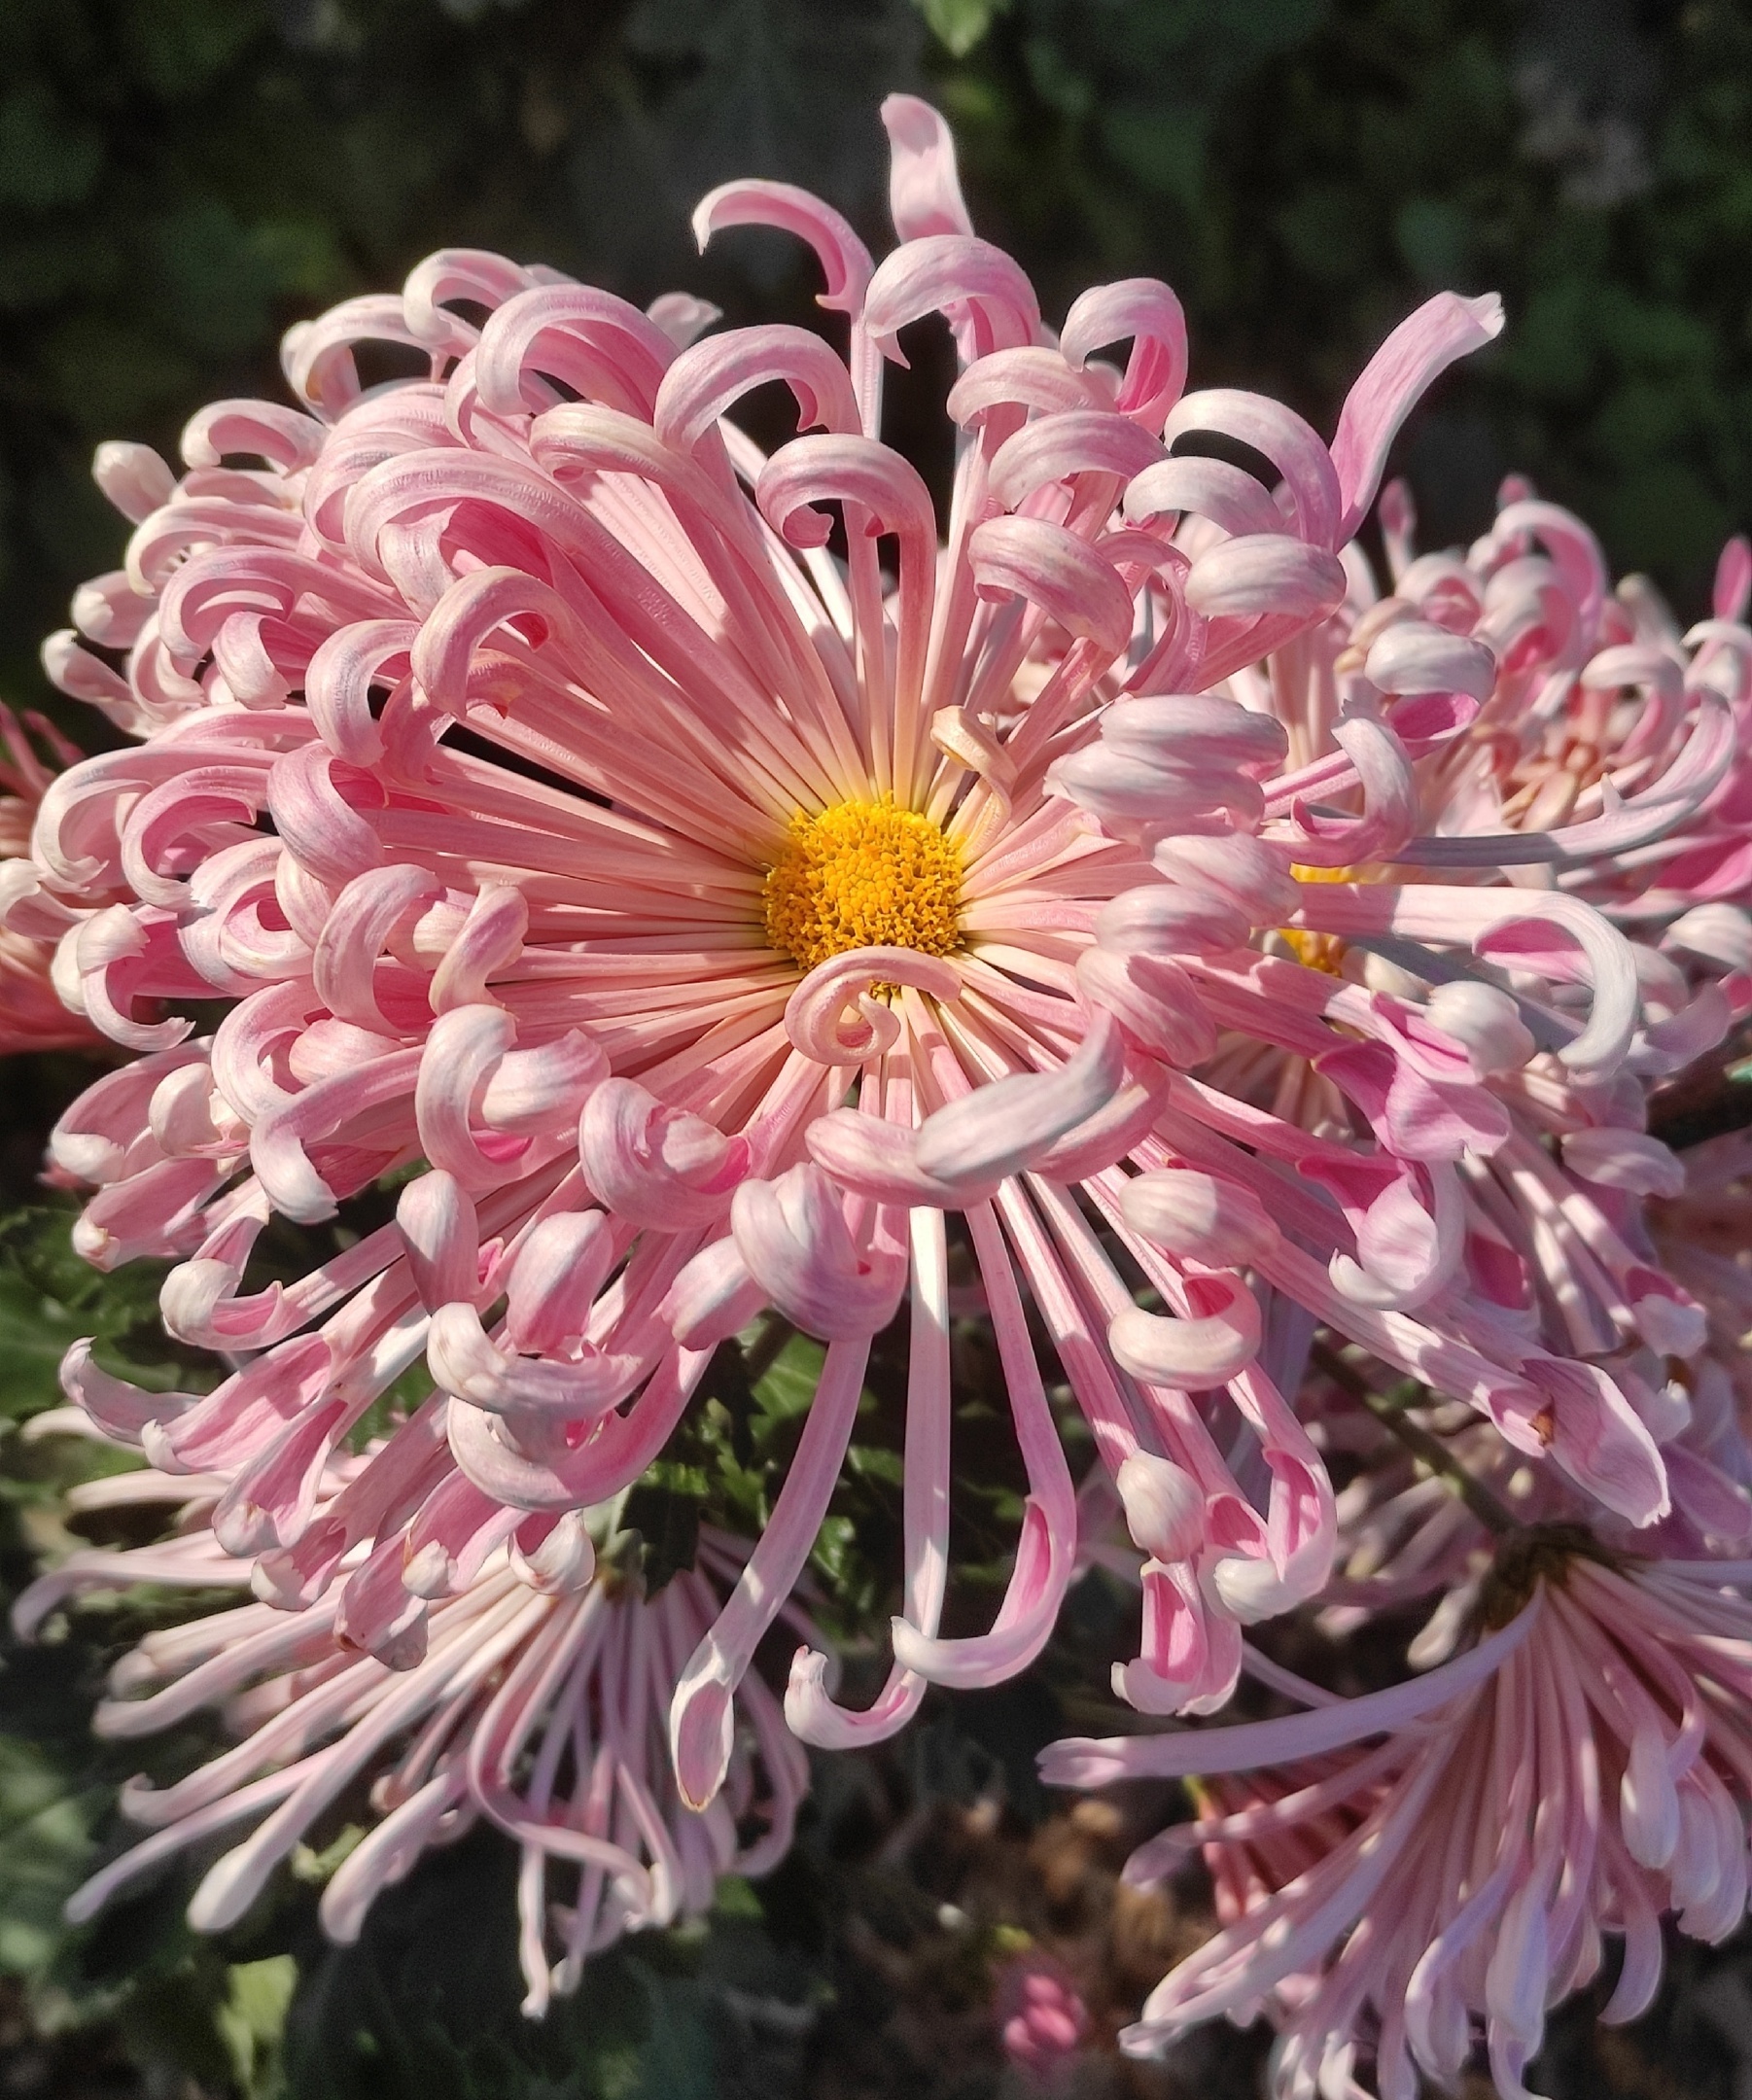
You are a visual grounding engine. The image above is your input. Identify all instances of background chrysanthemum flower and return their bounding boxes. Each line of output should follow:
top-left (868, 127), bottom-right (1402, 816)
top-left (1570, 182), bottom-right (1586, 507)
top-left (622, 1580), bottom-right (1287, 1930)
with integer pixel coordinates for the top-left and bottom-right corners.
top-left (1042, 1537), bottom-right (1752, 2100)
top-left (0, 702), bottom-right (103, 1056)
top-left (13, 1445), bottom-right (808, 2018)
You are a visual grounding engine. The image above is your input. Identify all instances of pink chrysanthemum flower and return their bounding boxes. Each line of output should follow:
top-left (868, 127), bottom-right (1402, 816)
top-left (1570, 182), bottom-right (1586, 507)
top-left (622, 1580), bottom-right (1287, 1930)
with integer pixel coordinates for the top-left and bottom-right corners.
top-left (14, 93), bottom-right (1716, 1801)
top-left (1042, 1536), bottom-right (1752, 2100)
top-left (0, 702), bottom-right (102, 1054)
top-left (1363, 479), bottom-right (1752, 967)
top-left (1069, 469), bottom-right (1752, 1613)
top-left (14, 1448), bottom-right (806, 2013)
top-left (1201, 484), bottom-right (1752, 1135)
top-left (1141, 486), bottom-right (1752, 1671)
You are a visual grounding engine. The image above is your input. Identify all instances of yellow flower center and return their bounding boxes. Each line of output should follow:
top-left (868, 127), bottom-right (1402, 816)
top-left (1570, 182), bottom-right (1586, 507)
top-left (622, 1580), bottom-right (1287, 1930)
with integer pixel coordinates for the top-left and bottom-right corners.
top-left (1279, 862), bottom-right (1357, 976)
top-left (763, 798), bottom-right (963, 973)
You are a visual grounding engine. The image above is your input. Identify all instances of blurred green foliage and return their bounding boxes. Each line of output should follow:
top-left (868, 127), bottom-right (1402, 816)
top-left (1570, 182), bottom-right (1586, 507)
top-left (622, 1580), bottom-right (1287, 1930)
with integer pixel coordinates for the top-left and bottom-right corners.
top-left (5, 0), bottom-right (1752, 2090)
top-left (0, 1205), bottom-right (288, 2095)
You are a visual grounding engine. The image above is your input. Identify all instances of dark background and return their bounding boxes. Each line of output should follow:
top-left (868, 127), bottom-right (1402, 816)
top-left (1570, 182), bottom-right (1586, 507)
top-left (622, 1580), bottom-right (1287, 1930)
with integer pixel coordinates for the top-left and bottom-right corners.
top-left (5, 2), bottom-right (1752, 2094)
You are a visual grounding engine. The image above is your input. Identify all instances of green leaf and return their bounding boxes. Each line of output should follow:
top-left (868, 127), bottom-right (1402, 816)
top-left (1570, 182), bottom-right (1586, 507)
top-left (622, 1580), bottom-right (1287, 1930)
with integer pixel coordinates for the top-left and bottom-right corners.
top-left (0, 1264), bottom-right (81, 1422)
top-left (0, 1734), bottom-right (103, 1978)
top-left (750, 1333), bottom-right (824, 1442)
top-left (1101, 100), bottom-right (1209, 209)
top-left (120, 0), bottom-right (268, 101)
top-left (710, 1874), bottom-right (763, 1921)
top-left (0, 86), bottom-right (102, 210)
top-left (808, 1512), bottom-right (858, 1589)
top-left (912, 0), bottom-right (1008, 58)
top-left (625, 1960), bottom-right (717, 2100)
top-left (217, 1954), bottom-right (297, 2100)
top-left (1393, 196), bottom-right (1472, 287)
top-left (622, 1478), bottom-right (703, 1593)
top-left (845, 1442), bottom-right (903, 1487)
top-left (1274, 182), bottom-right (1374, 284)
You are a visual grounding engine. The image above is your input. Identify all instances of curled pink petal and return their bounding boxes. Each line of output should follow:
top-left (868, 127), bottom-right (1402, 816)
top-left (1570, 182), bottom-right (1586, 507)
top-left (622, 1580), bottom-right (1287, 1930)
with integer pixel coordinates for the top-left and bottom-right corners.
top-left (864, 234), bottom-right (1040, 366)
top-left (1075, 947), bottom-right (1219, 1068)
top-left (967, 515), bottom-right (1135, 655)
top-left (693, 181), bottom-right (873, 318)
top-left (579, 1079), bottom-right (752, 1229)
top-left (880, 93), bottom-right (974, 242)
top-left (1164, 390), bottom-right (1342, 549)
top-left (1060, 277), bottom-right (1188, 430)
top-left (1329, 292), bottom-right (1505, 539)
top-left (472, 283), bottom-right (676, 420)
top-left (915, 1011), bottom-right (1126, 1185)
top-left (1185, 535), bottom-right (1349, 621)
top-left (730, 1164), bottom-right (906, 1341)
top-left (1116, 1451), bottom-right (1205, 1562)
top-left (1125, 456), bottom-right (1284, 540)
top-left (987, 411), bottom-right (1165, 513)
top-left (1120, 1169), bottom-right (1282, 1268)
top-left (1108, 1271), bottom-right (1263, 1387)
top-left (654, 324), bottom-right (861, 453)
top-left (784, 947), bottom-right (961, 1064)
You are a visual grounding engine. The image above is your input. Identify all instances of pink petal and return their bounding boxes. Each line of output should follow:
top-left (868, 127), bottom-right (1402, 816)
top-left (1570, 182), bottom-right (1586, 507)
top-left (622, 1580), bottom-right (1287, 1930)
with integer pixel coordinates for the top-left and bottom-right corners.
top-left (1329, 292), bottom-right (1504, 540)
top-left (1108, 1272), bottom-right (1262, 1387)
top-left (880, 94), bottom-right (974, 241)
top-left (915, 1010), bottom-right (1126, 1184)
top-left (1060, 277), bottom-right (1188, 429)
top-left (1520, 1357), bottom-right (1669, 1526)
top-left (1038, 1601), bottom-right (1540, 1787)
top-left (692, 180), bottom-right (873, 318)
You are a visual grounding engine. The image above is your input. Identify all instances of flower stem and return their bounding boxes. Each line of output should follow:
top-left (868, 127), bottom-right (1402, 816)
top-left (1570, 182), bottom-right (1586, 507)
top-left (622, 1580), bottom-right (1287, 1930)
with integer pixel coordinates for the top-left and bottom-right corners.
top-left (1311, 1342), bottom-right (1518, 1538)
top-left (742, 1312), bottom-right (796, 1384)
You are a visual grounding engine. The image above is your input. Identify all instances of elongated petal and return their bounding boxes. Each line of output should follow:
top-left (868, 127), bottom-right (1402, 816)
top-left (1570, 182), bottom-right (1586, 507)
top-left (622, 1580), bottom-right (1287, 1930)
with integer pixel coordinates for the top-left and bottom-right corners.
top-left (1038, 1603), bottom-right (1540, 1788)
top-left (1329, 292), bottom-right (1504, 539)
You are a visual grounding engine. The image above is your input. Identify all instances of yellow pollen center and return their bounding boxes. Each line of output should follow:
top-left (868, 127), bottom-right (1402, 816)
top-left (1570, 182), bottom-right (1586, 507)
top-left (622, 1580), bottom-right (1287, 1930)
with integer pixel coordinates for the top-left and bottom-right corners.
top-left (763, 798), bottom-right (963, 973)
top-left (1279, 862), bottom-right (1359, 975)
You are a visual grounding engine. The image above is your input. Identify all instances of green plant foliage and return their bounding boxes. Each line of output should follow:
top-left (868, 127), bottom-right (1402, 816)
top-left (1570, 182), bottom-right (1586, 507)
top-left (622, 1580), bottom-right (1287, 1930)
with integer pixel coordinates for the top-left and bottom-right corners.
top-left (284, 1832), bottom-right (724, 2100)
top-left (0, 1201), bottom-right (310, 2090)
top-left (0, 1733), bottom-right (108, 1978)
top-left (0, 1204), bottom-right (191, 1410)
top-left (911, 0), bottom-right (1009, 61)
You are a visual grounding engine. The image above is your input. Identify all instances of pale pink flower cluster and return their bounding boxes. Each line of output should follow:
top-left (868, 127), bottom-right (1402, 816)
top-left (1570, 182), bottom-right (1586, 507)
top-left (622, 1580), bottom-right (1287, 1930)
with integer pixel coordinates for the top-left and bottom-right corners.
top-left (9, 93), bottom-right (1752, 2083)
top-left (0, 703), bottom-right (101, 1054)
top-left (16, 1430), bottom-right (805, 2013)
top-left (1045, 1549), bottom-right (1752, 2100)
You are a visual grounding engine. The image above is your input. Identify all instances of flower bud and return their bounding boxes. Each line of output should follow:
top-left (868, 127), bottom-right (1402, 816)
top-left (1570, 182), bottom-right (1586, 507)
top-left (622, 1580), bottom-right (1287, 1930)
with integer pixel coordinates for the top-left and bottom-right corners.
top-left (1116, 1451), bottom-right (1204, 1563)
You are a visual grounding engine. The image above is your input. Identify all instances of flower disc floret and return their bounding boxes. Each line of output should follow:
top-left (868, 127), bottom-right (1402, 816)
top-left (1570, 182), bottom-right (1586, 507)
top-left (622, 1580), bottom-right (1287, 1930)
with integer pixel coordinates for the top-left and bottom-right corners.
top-left (762, 798), bottom-right (962, 972)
